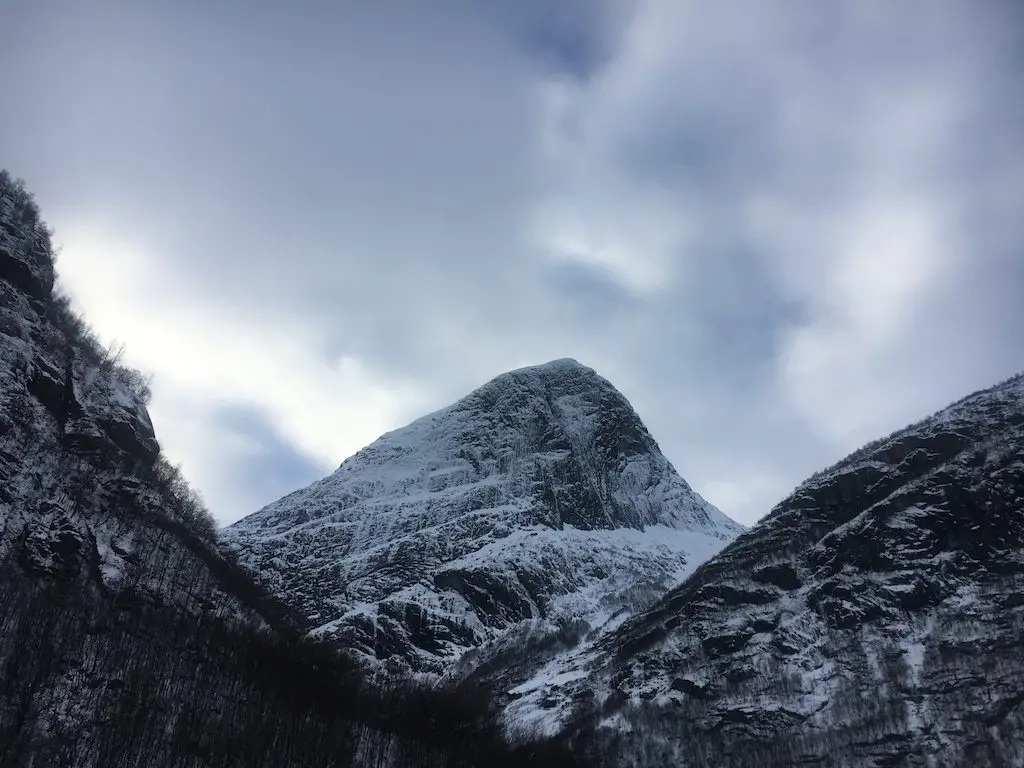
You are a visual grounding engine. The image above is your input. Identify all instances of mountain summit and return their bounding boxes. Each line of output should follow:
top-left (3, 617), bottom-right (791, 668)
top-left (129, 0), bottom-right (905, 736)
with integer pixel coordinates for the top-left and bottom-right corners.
top-left (223, 358), bottom-right (742, 672)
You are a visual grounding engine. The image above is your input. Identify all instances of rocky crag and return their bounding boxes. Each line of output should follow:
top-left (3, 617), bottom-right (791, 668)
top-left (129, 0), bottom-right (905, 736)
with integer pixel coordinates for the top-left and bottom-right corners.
top-left (549, 372), bottom-right (1024, 766)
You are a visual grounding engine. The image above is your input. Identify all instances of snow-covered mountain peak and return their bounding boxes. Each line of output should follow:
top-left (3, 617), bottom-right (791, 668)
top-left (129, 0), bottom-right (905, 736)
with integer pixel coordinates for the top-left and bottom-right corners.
top-left (470, 357), bottom-right (604, 395)
top-left (502, 356), bottom-right (588, 374)
top-left (260, 358), bottom-right (738, 538)
top-left (223, 360), bottom-right (742, 671)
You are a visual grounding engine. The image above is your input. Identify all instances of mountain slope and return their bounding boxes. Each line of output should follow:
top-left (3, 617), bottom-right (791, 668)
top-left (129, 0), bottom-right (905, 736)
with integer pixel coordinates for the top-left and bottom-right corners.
top-left (552, 372), bottom-right (1024, 767)
top-left (223, 359), bottom-right (742, 673)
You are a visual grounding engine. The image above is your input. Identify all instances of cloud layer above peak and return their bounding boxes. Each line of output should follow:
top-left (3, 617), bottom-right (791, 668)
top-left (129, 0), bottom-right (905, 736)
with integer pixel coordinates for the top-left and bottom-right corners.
top-left (1, 0), bottom-right (1021, 524)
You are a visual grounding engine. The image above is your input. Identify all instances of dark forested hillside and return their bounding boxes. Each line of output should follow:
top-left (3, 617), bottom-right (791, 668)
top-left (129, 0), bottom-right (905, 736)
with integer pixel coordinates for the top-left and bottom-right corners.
top-left (0, 171), bottom-right (582, 767)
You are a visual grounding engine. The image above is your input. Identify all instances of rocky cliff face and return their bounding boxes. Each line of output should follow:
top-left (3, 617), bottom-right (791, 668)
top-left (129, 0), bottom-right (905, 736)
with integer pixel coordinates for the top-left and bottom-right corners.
top-left (223, 359), bottom-right (742, 674)
top-left (550, 373), bottom-right (1024, 767)
top-left (0, 174), bottom-right (238, 608)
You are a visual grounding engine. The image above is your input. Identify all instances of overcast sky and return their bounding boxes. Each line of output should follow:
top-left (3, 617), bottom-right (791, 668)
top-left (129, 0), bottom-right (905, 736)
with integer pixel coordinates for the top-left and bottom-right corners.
top-left (2, 1), bottom-right (1022, 525)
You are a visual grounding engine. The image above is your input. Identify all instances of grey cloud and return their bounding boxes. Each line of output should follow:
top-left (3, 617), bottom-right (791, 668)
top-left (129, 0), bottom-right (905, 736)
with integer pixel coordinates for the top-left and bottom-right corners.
top-left (5, 1), bottom-right (544, 357)
top-left (1, 1), bottom-right (1021, 525)
top-left (211, 403), bottom-right (325, 513)
top-left (525, 0), bottom-right (1024, 518)
top-left (542, 261), bottom-right (641, 324)
top-left (480, 0), bottom-right (636, 81)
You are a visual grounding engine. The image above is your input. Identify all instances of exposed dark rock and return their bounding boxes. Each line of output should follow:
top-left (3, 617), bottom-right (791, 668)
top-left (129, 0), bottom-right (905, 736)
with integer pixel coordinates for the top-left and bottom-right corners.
top-left (602, 689), bottom-right (629, 714)
top-left (670, 677), bottom-right (708, 698)
top-left (695, 583), bottom-right (778, 607)
top-left (434, 568), bottom-right (537, 628)
top-left (752, 562), bottom-right (801, 591)
top-left (1002, 593), bottom-right (1024, 609)
top-left (63, 415), bottom-right (109, 456)
top-left (701, 631), bottom-right (754, 657)
top-left (749, 614), bottom-right (779, 633)
top-left (770, 633), bottom-right (803, 656)
top-left (0, 242), bottom-right (52, 301)
top-left (99, 410), bottom-right (160, 463)
top-left (0, 310), bottom-right (24, 339)
top-left (19, 499), bottom-right (85, 579)
top-left (806, 578), bottom-right (894, 630)
top-left (27, 353), bottom-right (65, 417)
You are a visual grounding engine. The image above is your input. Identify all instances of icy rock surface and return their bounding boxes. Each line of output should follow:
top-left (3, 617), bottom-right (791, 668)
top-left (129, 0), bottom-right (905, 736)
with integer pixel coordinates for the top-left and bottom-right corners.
top-left (223, 358), bottom-right (742, 672)
top-left (560, 373), bottom-right (1024, 767)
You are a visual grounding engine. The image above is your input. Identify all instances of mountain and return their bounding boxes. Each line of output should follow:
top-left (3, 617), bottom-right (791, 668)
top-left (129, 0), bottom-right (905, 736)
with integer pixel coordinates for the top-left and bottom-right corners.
top-left (0, 171), bottom-right (581, 768)
top-left (542, 372), bottom-right (1024, 766)
top-left (222, 359), bottom-right (743, 679)
top-left (10, 165), bottom-right (1020, 767)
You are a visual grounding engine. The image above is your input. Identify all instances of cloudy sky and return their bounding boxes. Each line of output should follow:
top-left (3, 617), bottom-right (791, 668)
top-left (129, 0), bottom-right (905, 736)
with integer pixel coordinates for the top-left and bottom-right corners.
top-left (2, 1), bottom-right (1022, 526)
